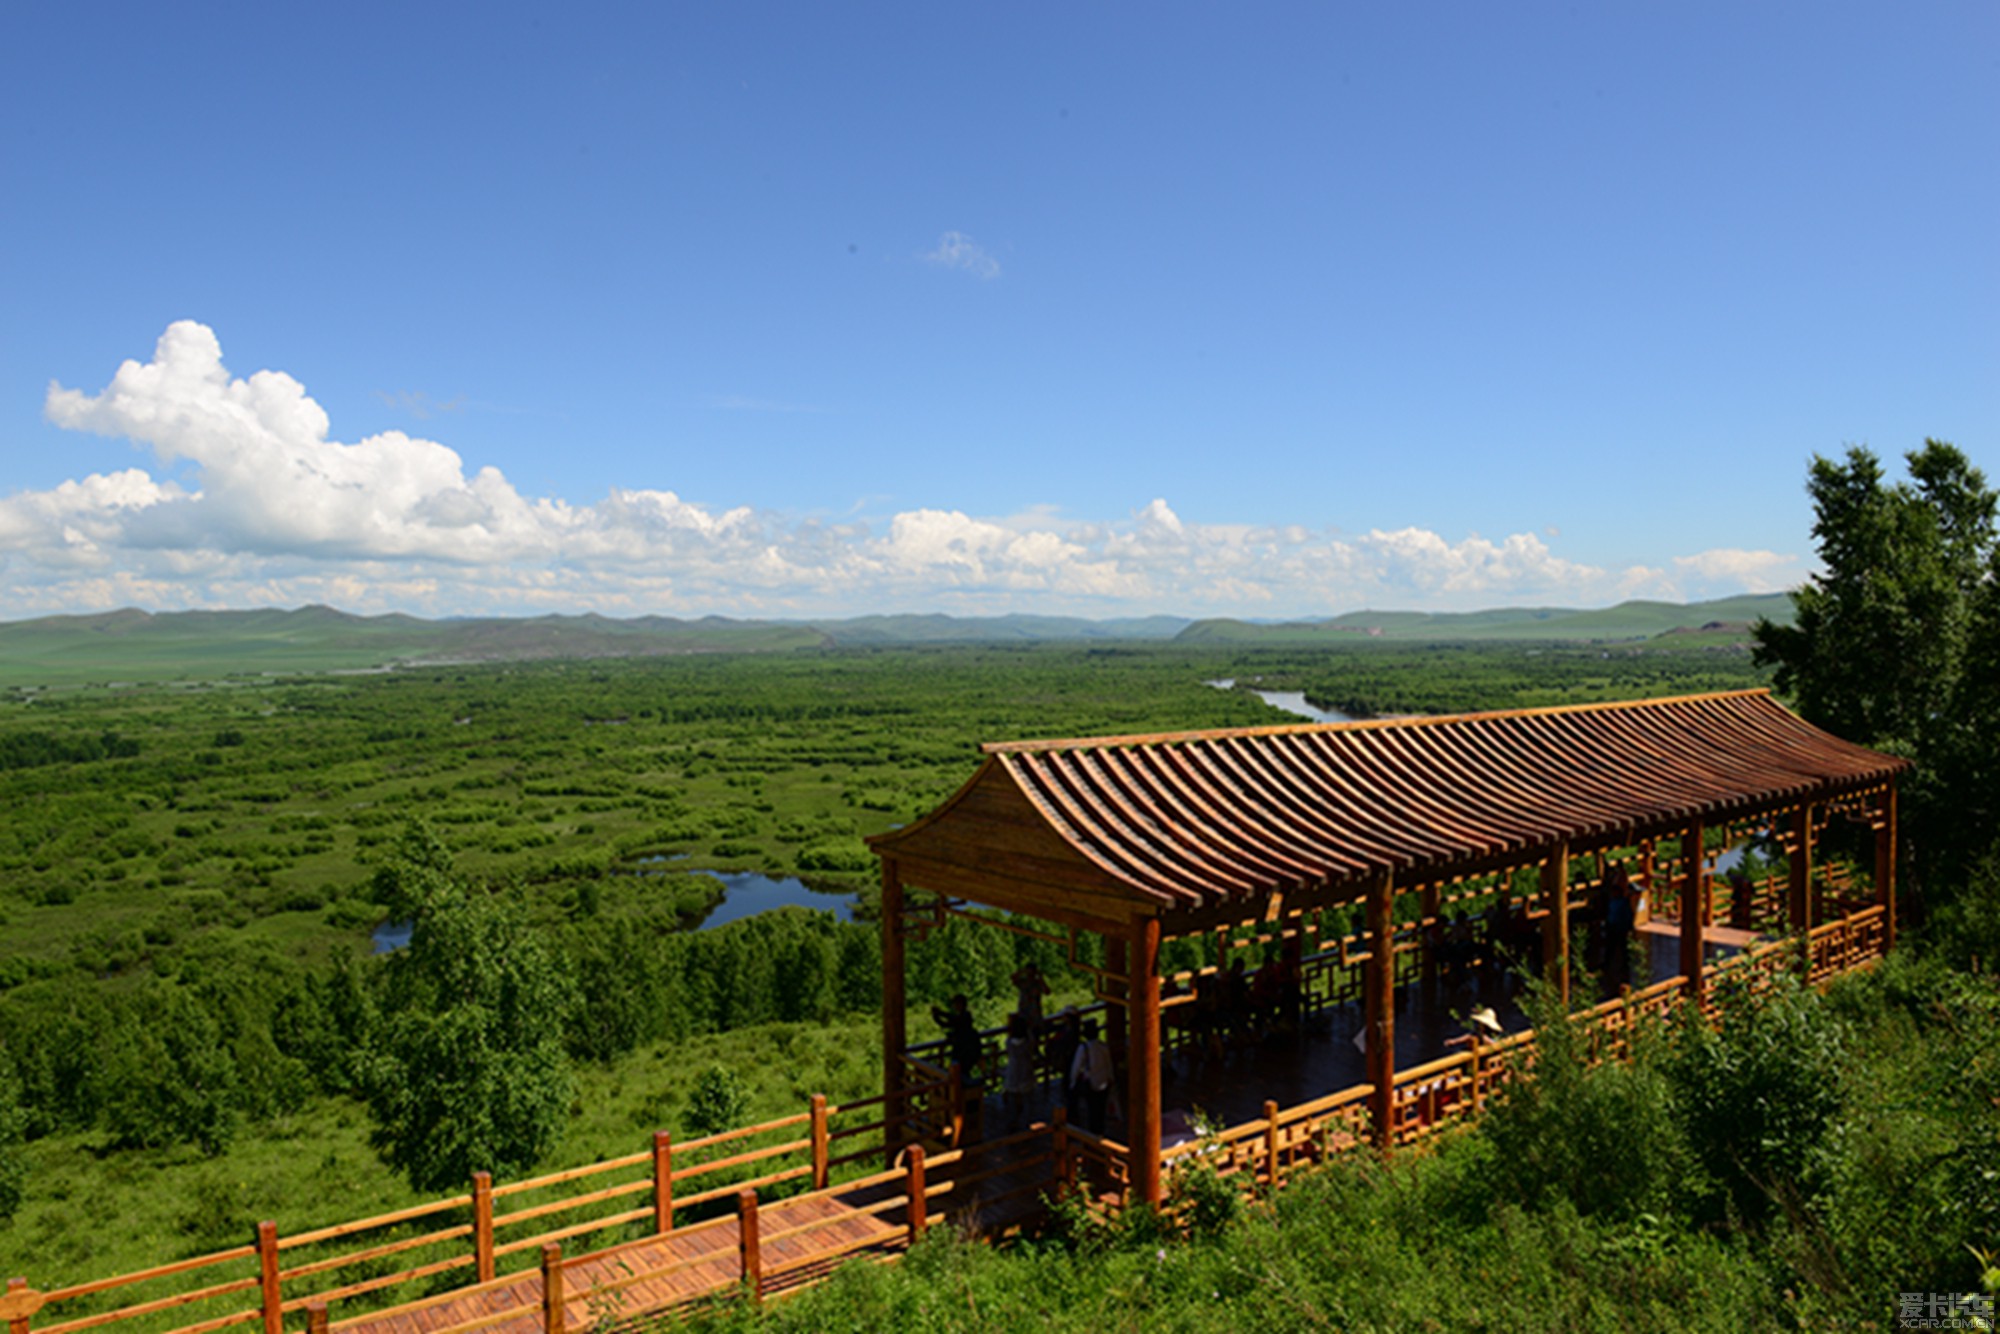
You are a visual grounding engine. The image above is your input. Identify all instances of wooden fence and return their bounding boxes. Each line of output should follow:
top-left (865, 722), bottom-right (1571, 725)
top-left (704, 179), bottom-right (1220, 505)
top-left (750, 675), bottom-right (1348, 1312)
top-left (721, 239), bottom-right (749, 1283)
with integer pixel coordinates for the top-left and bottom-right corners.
top-left (5, 1071), bottom-right (953, 1334)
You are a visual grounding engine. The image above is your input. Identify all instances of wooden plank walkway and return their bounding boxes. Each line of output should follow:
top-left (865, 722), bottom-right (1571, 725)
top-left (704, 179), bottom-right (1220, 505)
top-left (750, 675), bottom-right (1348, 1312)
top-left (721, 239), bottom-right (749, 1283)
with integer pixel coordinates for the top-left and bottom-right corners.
top-left (336, 1144), bottom-right (1058, 1334)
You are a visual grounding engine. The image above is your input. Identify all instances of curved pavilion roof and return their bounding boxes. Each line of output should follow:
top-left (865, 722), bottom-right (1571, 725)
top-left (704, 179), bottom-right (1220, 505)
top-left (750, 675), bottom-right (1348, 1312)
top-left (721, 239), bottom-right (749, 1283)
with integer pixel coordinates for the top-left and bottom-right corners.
top-left (867, 690), bottom-right (1906, 931)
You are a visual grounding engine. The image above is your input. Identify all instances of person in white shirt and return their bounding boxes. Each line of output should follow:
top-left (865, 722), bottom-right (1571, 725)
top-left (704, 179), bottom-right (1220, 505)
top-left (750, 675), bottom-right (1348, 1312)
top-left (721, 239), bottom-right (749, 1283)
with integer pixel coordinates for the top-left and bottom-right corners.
top-left (1068, 1019), bottom-right (1114, 1134)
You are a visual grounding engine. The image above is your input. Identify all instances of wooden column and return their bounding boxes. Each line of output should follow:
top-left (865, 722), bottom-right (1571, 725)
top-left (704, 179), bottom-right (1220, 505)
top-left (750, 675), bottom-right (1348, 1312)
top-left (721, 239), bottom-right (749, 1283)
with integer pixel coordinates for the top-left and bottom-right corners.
top-left (737, 1191), bottom-right (762, 1303)
top-left (880, 858), bottom-right (907, 1165)
top-left (1680, 823), bottom-right (1706, 1001)
top-left (1875, 787), bottom-right (1898, 951)
top-left (1104, 935), bottom-right (1129, 1066)
top-left (256, 1222), bottom-right (282, 1334)
top-left (1419, 882), bottom-right (1442, 997)
top-left (1127, 916), bottom-right (1163, 1208)
top-left (1540, 842), bottom-right (1570, 1005)
top-left (472, 1171), bottom-right (495, 1280)
top-left (1365, 870), bottom-right (1396, 1153)
top-left (1788, 805), bottom-right (1814, 931)
top-left (1638, 840), bottom-right (1656, 924)
top-left (651, 1131), bottom-right (674, 1233)
top-left (540, 1244), bottom-right (565, 1334)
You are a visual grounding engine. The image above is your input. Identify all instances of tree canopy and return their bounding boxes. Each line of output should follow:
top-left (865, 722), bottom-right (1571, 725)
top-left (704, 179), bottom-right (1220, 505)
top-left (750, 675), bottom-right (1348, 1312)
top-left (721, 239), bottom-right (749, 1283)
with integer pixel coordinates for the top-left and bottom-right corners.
top-left (364, 822), bottom-right (575, 1190)
top-left (1755, 440), bottom-right (1997, 920)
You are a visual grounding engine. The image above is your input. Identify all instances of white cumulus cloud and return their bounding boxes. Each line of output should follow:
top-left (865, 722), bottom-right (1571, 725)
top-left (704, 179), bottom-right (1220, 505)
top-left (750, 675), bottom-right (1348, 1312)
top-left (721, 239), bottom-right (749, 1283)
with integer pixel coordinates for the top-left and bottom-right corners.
top-left (0, 323), bottom-right (1799, 622)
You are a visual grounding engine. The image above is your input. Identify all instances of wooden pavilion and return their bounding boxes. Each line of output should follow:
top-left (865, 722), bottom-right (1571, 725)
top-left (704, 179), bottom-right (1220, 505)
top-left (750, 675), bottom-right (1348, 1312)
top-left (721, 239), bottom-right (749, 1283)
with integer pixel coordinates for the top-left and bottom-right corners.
top-left (867, 689), bottom-right (1907, 1207)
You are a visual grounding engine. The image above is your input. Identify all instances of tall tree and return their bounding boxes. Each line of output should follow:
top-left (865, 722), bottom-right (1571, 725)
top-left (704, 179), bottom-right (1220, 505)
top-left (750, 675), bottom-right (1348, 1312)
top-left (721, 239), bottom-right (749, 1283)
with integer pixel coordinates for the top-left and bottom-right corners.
top-left (1755, 440), bottom-right (1997, 896)
top-left (365, 822), bottom-right (575, 1191)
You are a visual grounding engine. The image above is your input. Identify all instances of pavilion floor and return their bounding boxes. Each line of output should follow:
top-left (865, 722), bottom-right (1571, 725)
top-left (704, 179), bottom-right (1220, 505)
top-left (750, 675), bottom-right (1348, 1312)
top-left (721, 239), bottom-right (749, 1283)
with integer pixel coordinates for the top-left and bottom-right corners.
top-left (972, 919), bottom-right (1758, 1145)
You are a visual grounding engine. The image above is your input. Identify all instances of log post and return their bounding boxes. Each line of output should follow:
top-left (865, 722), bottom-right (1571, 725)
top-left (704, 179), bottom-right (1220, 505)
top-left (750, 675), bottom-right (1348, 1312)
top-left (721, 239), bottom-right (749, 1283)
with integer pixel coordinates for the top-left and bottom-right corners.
top-left (256, 1222), bottom-right (282, 1334)
top-left (1789, 805), bottom-right (1814, 974)
top-left (1263, 1100), bottom-right (1281, 1189)
top-left (651, 1131), bottom-right (673, 1233)
top-left (737, 1190), bottom-right (762, 1304)
top-left (881, 858), bottom-right (908, 1169)
top-left (1127, 916), bottom-right (1163, 1208)
top-left (305, 1303), bottom-right (328, 1334)
top-left (1104, 934), bottom-right (1129, 1068)
top-left (946, 1064), bottom-right (964, 1149)
top-left (1541, 842), bottom-right (1570, 1005)
top-left (472, 1171), bottom-right (495, 1282)
top-left (1419, 882), bottom-right (1442, 998)
top-left (904, 1145), bottom-right (927, 1243)
top-left (1680, 822), bottom-right (1706, 1003)
top-left (540, 1244), bottom-right (564, 1334)
top-left (810, 1094), bottom-right (830, 1190)
top-left (1876, 787), bottom-right (1898, 952)
top-left (6, 1278), bottom-right (40, 1334)
top-left (1051, 1105), bottom-right (1073, 1201)
top-left (1365, 869), bottom-right (1396, 1153)
top-left (1638, 840), bottom-right (1656, 924)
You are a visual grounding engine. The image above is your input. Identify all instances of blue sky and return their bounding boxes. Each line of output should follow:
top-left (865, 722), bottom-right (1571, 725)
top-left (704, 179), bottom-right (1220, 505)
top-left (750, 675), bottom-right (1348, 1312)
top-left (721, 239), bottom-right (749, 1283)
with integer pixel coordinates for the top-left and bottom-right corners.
top-left (2, 2), bottom-right (1993, 621)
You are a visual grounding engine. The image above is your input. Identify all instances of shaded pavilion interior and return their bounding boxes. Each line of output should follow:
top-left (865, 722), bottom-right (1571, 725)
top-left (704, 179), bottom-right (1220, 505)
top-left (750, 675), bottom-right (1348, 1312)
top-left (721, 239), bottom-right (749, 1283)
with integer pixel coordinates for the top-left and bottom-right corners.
top-left (868, 689), bottom-right (1907, 1205)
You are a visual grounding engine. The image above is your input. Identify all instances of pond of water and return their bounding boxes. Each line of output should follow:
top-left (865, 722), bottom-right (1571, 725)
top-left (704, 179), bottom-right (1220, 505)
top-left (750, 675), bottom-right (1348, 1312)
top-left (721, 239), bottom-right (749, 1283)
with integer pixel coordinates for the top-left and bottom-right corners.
top-left (691, 871), bottom-right (859, 931)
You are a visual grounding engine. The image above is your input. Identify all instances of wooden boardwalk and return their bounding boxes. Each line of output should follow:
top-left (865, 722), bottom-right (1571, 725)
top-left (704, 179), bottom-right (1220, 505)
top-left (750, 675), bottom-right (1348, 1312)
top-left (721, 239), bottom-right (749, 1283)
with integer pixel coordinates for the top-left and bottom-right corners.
top-left (335, 1140), bottom-right (1057, 1334)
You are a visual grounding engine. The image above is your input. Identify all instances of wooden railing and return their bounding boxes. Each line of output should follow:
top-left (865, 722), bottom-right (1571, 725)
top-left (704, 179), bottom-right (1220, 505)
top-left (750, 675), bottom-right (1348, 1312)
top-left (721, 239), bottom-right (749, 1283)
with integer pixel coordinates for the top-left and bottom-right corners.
top-left (337, 1121), bottom-right (1069, 1334)
top-left (7, 1072), bottom-right (954, 1334)
top-left (1159, 1083), bottom-right (1373, 1208)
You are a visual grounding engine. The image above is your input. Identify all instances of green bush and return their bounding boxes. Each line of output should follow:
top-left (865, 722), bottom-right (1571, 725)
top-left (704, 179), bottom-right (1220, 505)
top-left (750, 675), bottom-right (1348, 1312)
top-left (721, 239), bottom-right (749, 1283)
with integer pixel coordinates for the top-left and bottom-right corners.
top-left (1663, 972), bottom-right (1843, 1229)
top-left (1481, 984), bottom-right (1688, 1224)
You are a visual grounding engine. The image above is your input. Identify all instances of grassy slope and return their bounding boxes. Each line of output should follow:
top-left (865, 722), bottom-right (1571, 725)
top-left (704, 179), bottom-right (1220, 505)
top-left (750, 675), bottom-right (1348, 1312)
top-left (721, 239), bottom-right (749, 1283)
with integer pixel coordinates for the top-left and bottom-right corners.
top-left (1178, 592), bottom-right (1795, 645)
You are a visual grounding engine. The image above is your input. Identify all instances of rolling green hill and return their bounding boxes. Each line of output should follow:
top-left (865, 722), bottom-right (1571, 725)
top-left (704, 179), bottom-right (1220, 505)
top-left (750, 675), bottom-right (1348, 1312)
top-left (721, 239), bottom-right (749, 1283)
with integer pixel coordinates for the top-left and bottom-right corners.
top-left (1176, 592), bottom-right (1794, 645)
top-left (0, 606), bottom-right (826, 687)
top-left (0, 595), bottom-right (1795, 687)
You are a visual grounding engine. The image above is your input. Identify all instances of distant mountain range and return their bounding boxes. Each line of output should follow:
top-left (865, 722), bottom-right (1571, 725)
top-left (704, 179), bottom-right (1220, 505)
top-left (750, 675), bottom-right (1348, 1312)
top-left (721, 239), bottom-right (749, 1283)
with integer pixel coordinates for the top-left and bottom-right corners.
top-left (0, 594), bottom-right (1796, 687)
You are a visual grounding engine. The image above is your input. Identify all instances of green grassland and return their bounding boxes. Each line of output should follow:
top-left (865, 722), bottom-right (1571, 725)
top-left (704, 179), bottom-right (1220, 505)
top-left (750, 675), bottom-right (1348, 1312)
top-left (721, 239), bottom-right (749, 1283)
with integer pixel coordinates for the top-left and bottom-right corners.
top-left (0, 640), bottom-right (1781, 1286)
top-left (0, 641), bottom-right (1776, 976)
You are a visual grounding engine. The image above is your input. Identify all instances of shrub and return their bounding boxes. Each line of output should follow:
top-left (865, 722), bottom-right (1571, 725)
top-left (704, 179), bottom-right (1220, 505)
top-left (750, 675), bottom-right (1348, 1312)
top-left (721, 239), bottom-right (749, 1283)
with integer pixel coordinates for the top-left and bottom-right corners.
top-left (1663, 971), bottom-right (1843, 1229)
top-left (684, 1064), bottom-right (749, 1139)
top-left (1481, 983), bottom-right (1688, 1224)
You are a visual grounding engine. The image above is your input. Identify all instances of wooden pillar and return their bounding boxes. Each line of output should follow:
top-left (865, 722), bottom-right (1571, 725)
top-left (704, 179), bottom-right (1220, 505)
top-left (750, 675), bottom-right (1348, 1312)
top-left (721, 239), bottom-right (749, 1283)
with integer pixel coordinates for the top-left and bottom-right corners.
top-left (809, 1094), bottom-right (830, 1189)
top-left (540, 1244), bottom-right (565, 1334)
top-left (880, 858), bottom-right (907, 1165)
top-left (651, 1131), bottom-right (674, 1233)
top-left (1419, 882), bottom-right (1442, 996)
top-left (256, 1222), bottom-right (282, 1334)
top-left (1638, 840), bottom-right (1656, 925)
top-left (737, 1191), bottom-right (762, 1303)
top-left (1680, 822), bottom-right (1706, 1001)
top-left (1788, 805), bottom-right (1813, 930)
top-left (1540, 842), bottom-right (1570, 1005)
top-left (472, 1170), bottom-right (495, 1281)
top-left (1876, 787), bottom-right (1898, 951)
top-left (1127, 916), bottom-right (1163, 1207)
top-left (904, 1145), bottom-right (927, 1242)
top-left (1104, 934), bottom-right (1129, 1066)
top-left (1365, 870), bottom-right (1396, 1153)
top-left (2, 1279), bottom-right (37, 1334)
